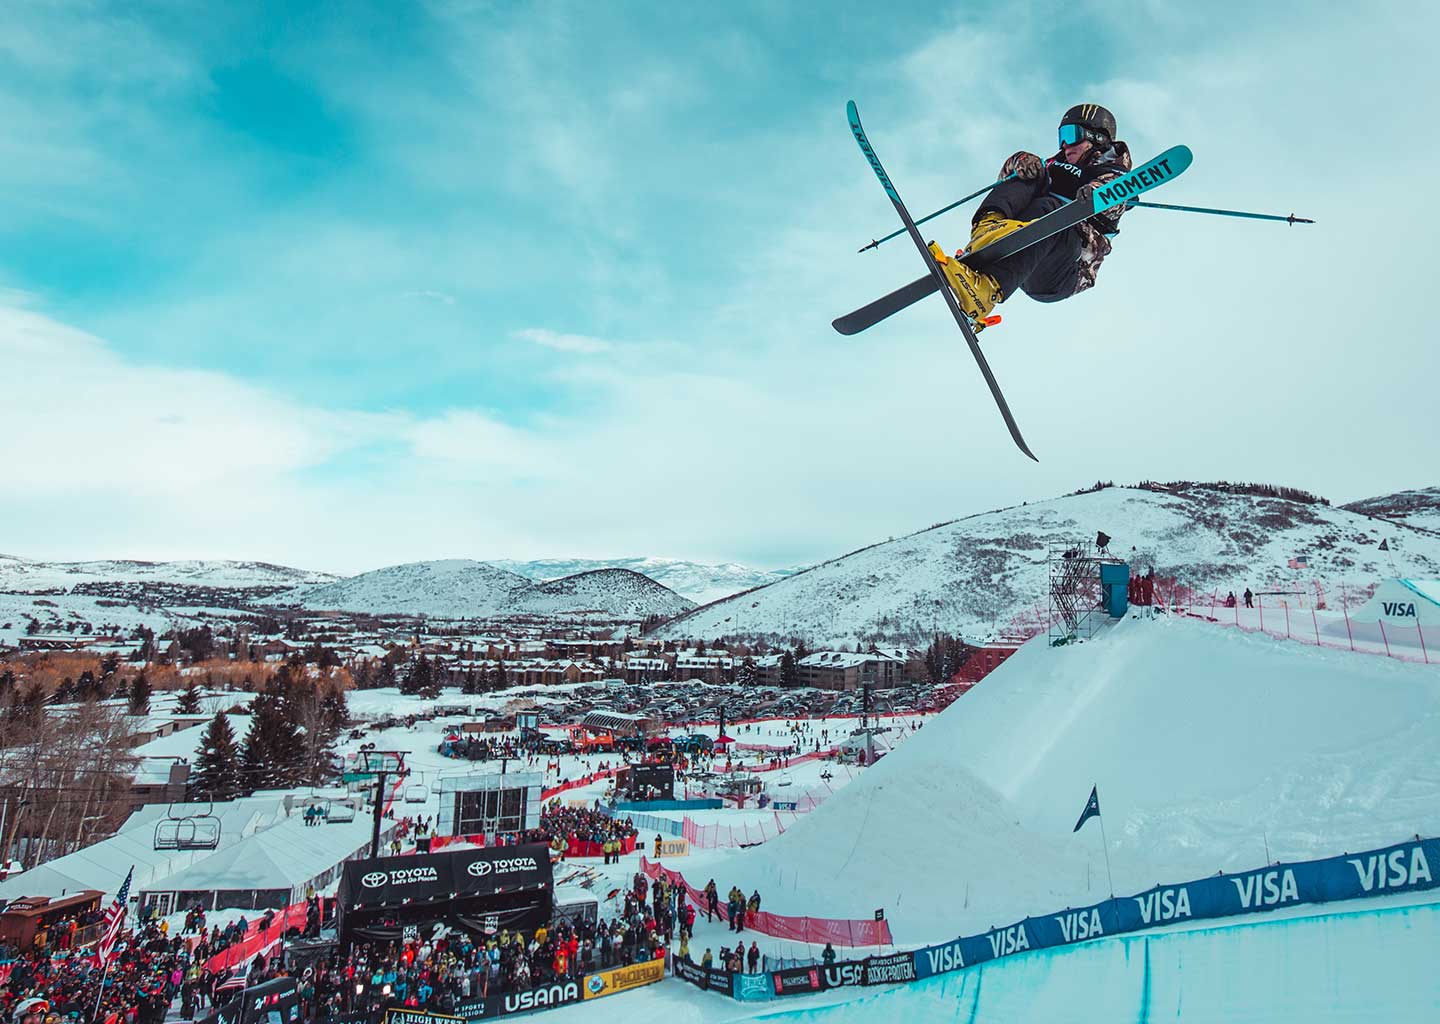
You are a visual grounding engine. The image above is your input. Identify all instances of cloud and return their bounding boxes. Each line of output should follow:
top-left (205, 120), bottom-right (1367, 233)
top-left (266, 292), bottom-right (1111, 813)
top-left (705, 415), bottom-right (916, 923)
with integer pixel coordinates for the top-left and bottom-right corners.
top-left (513, 328), bottom-right (612, 354)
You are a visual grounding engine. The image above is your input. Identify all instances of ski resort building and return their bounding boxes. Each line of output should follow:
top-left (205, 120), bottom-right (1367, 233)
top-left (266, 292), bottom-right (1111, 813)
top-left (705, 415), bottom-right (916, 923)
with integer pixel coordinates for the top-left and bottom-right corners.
top-left (796, 650), bottom-right (906, 691)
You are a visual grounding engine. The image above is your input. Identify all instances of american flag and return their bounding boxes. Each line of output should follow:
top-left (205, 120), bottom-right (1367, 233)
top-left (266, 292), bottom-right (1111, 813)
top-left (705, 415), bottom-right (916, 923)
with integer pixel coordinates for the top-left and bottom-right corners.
top-left (1287, 555), bottom-right (1309, 569)
top-left (97, 866), bottom-right (133, 967)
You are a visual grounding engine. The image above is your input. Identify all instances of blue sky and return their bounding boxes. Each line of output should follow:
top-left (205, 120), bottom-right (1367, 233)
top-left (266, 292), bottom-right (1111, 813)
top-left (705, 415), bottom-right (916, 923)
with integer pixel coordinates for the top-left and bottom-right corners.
top-left (4, 1), bottom-right (1438, 574)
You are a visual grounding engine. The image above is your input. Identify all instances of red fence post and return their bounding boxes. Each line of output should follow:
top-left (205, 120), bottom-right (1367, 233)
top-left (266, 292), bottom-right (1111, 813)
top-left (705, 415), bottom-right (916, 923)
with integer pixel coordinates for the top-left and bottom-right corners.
top-left (1258, 596), bottom-right (1265, 633)
top-left (1284, 601), bottom-right (1291, 639)
top-left (1379, 619), bottom-right (1392, 659)
top-left (1312, 609), bottom-right (1320, 647)
top-left (1344, 605), bottom-right (1355, 651)
top-left (1420, 624), bottom-right (1430, 664)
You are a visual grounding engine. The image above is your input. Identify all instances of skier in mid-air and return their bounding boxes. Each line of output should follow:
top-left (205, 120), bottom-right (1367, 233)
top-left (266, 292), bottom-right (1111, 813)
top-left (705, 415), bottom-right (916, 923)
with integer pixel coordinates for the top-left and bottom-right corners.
top-left (934, 104), bottom-right (1133, 322)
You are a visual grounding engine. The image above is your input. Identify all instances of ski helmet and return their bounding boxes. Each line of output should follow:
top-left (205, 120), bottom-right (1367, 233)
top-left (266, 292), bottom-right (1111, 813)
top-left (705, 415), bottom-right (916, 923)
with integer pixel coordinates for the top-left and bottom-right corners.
top-left (1059, 103), bottom-right (1116, 146)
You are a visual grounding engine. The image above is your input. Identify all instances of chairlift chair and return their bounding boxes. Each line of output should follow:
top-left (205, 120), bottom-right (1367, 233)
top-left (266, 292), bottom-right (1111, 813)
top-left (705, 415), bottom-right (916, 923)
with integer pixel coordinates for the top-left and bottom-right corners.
top-left (152, 801), bottom-right (222, 852)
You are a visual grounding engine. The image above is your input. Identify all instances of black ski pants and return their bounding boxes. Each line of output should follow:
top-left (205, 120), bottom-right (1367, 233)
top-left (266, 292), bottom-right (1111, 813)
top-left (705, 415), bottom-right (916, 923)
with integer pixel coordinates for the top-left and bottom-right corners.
top-left (971, 178), bottom-right (1082, 304)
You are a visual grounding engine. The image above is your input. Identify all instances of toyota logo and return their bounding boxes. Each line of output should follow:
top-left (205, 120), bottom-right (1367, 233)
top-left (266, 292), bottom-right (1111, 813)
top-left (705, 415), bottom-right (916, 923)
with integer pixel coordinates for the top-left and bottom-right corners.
top-left (466, 860), bottom-right (492, 877)
top-left (360, 871), bottom-right (388, 889)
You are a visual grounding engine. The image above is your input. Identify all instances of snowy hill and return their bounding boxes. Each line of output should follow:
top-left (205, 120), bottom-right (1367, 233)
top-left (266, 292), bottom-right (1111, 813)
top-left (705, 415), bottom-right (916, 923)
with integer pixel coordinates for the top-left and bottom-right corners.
top-left (275, 559), bottom-right (692, 620)
top-left (722, 615), bottom-right (1440, 942)
top-left (519, 569), bottom-right (693, 618)
top-left (272, 560), bottom-right (536, 617)
top-left (653, 483), bottom-right (1440, 644)
top-left (486, 557), bottom-right (796, 604)
top-left (1343, 486), bottom-right (1440, 534)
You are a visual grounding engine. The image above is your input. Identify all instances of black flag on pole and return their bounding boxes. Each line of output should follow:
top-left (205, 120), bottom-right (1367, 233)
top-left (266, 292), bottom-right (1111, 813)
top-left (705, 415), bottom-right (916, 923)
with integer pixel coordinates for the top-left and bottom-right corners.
top-left (1379, 538), bottom-right (1390, 551)
top-left (1073, 785), bottom-right (1101, 833)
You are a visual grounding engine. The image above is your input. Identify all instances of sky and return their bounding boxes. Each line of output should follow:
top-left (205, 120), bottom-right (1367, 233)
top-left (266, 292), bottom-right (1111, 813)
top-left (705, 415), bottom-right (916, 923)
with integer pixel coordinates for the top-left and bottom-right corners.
top-left (3, 0), bottom-right (1437, 575)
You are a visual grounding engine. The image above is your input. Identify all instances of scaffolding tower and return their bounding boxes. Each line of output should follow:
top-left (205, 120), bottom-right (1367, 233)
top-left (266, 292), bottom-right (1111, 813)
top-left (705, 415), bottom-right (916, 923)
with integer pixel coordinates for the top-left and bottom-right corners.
top-left (1048, 540), bottom-right (1126, 644)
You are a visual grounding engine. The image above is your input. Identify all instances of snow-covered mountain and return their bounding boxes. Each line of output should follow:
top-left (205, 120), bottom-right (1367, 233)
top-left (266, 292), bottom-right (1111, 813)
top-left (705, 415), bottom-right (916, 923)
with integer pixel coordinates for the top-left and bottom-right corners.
top-left (1342, 486), bottom-right (1440, 533)
top-left (0, 554), bottom-right (335, 593)
top-left (486, 557), bottom-right (796, 604)
top-left (274, 559), bottom-right (693, 620)
top-left (653, 483), bottom-right (1440, 645)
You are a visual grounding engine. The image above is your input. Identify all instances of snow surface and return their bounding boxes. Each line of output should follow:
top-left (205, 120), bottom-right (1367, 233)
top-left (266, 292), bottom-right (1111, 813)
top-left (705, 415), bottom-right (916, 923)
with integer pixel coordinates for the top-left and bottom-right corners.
top-left (655, 485), bottom-right (1440, 644)
top-left (689, 616), bottom-right (1440, 942)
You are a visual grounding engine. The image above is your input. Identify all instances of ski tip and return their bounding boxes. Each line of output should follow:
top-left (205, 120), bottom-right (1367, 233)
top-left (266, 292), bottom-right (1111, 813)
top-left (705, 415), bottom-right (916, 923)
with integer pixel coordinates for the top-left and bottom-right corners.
top-left (831, 317), bottom-right (862, 336)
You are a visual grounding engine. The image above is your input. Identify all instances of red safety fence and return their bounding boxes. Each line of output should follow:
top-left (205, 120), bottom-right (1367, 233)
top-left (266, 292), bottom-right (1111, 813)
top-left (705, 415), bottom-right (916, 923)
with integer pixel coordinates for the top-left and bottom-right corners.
top-left (428, 832), bottom-right (636, 859)
top-left (542, 768), bottom-right (620, 802)
top-left (639, 857), bottom-right (892, 948)
top-left (1167, 589), bottom-right (1437, 666)
top-left (202, 899), bottom-right (309, 975)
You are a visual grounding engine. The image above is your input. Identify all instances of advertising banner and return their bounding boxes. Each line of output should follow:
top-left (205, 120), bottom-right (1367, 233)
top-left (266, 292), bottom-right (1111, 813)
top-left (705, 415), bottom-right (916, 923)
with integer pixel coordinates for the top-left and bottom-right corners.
top-left (817, 961), bottom-right (864, 991)
top-left (732, 972), bottom-right (774, 1002)
top-left (673, 958), bottom-right (732, 994)
top-left (491, 981), bottom-right (581, 1017)
top-left (581, 959), bottom-right (665, 1000)
top-left (657, 838), bottom-right (690, 858)
top-left (383, 1012), bottom-right (462, 1024)
top-left (451, 999), bottom-right (487, 1023)
top-left (861, 952), bottom-right (917, 986)
top-left (909, 837), bottom-right (1439, 981)
top-left (771, 966), bottom-right (823, 997)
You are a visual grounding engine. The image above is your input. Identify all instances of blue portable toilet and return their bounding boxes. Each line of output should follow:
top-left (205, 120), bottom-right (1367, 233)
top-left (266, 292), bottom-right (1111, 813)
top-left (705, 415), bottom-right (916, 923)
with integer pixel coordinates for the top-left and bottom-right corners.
top-left (1099, 562), bottom-right (1130, 618)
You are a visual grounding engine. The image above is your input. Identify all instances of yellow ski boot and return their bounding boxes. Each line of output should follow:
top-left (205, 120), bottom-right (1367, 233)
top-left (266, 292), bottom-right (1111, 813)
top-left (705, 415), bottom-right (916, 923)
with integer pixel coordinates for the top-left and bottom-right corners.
top-left (928, 241), bottom-right (1003, 327)
top-left (967, 210), bottom-right (1028, 254)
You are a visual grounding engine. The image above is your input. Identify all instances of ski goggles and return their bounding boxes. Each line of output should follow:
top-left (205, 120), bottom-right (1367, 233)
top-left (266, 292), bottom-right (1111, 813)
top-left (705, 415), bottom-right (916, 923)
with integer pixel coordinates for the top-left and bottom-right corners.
top-left (1059, 123), bottom-right (1108, 147)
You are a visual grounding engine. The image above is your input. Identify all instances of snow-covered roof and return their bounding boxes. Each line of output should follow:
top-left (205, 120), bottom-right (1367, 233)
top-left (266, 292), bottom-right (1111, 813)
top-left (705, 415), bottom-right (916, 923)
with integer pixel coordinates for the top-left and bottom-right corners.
top-left (144, 811), bottom-right (375, 893)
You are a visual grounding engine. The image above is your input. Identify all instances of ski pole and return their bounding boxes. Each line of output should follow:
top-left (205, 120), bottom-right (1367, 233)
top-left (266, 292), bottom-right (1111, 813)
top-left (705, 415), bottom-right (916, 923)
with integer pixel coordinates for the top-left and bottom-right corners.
top-left (1126, 200), bottom-right (1314, 225)
top-left (858, 172), bottom-right (1018, 252)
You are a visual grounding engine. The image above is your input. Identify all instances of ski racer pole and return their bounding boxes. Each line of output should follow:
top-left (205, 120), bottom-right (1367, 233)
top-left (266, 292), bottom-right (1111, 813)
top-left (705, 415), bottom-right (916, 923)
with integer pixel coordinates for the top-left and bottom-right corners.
top-left (858, 172), bottom-right (1018, 253)
top-left (1126, 199), bottom-right (1314, 225)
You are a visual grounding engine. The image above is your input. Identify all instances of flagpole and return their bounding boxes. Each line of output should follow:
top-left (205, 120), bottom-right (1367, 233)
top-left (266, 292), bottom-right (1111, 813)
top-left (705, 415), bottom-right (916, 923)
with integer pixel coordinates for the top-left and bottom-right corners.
top-left (91, 958), bottom-right (112, 1024)
top-left (1097, 815), bottom-right (1116, 896)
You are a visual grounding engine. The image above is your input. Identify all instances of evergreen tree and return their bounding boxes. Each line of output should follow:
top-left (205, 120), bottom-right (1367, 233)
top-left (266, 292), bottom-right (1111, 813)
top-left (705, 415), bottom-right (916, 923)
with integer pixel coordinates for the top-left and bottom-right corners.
top-left (176, 680), bottom-right (203, 715)
top-left (737, 657), bottom-right (757, 688)
top-left (192, 712), bottom-right (243, 800)
top-left (128, 672), bottom-right (152, 715)
top-left (779, 651), bottom-right (798, 688)
top-left (75, 670), bottom-right (102, 702)
top-left (493, 658), bottom-right (508, 691)
top-left (462, 669), bottom-right (480, 696)
top-left (401, 654), bottom-right (434, 696)
top-left (241, 681), bottom-right (304, 791)
top-left (377, 657), bottom-right (398, 690)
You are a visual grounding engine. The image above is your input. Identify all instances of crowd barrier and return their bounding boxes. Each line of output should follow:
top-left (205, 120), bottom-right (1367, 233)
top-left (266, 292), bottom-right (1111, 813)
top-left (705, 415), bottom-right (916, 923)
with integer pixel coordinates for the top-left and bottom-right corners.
top-left (639, 857), bottom-right (894, 947)
top-left (541, 769), bottom-right (619, 803)
top-left (615, 799), bottom-right (722, 812)
top-left (203, 899), bottom-right (310, 975)
top-left (702, 833), bottom-right (1438, 1004)
top-left (1174, 595), bottom-right (1436, 666)
top-left (607, 808), bottom-right (684, 838)
top-left (327, 956), bottom-right (664, 1022)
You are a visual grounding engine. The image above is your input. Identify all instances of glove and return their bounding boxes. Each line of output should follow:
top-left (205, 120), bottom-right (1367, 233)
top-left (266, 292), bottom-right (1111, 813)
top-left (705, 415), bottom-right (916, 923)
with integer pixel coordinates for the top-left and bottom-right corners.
top-left (1076, 177), bottom-right (1129, 222)
top-left (1001, 151), bottom-right (1045, 181)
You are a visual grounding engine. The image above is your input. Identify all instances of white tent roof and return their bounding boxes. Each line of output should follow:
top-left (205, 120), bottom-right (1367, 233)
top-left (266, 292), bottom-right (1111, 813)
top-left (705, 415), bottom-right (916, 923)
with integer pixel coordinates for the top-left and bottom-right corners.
top-left (148, 811), bottom-right (376, 893)
top-left (0, 797), bottom-right (289, 903)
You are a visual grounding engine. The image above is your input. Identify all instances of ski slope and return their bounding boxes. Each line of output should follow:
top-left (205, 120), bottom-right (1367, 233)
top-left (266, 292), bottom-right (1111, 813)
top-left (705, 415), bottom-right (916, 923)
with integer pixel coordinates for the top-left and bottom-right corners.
top-left (696, 615), bottom-right (1440, 941)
